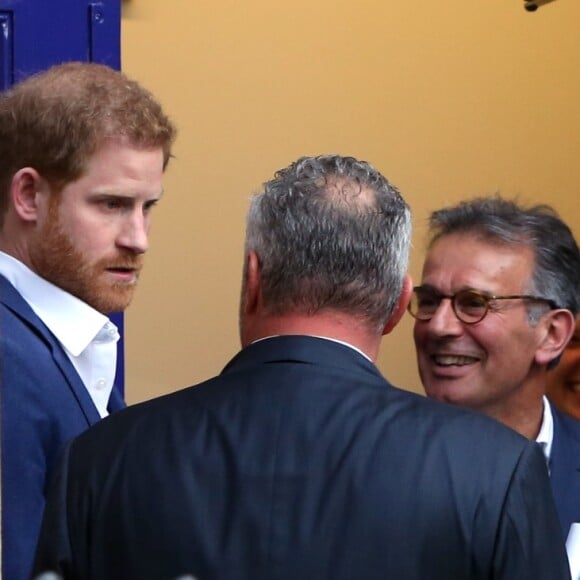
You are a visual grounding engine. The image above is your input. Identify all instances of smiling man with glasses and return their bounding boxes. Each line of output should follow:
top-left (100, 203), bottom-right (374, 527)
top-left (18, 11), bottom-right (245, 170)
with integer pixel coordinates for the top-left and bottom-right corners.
top-left (411, 195), bottom-right (580, 568)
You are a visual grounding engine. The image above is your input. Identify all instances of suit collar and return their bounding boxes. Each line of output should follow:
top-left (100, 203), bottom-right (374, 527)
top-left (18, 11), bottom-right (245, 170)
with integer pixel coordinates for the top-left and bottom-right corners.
top-left (250, 334), bottom-right (372, 361)
top-left (221, 335), bottom-right (382, 380)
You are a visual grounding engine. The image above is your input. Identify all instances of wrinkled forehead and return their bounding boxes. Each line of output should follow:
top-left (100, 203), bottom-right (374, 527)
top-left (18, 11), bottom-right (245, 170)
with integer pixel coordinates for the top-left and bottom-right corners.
top-left (423, 232), bottom-right (536, 291)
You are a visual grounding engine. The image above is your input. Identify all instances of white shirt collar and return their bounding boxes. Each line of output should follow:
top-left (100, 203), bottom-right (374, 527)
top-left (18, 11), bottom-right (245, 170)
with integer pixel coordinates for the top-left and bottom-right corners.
top-left (536, 395), bottom-right (554, 465)
top-left (0, 251), bottom-right (111, 355)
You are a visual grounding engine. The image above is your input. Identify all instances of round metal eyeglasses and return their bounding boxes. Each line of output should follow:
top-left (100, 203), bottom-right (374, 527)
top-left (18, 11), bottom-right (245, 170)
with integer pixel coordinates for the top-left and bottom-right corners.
top-left (407, 286), bottom-right (558, 325)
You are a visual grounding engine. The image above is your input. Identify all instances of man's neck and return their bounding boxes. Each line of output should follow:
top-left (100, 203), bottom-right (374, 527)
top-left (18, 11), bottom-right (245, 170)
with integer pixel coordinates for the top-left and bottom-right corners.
top-left (479, 388), bottom-right (545, 440)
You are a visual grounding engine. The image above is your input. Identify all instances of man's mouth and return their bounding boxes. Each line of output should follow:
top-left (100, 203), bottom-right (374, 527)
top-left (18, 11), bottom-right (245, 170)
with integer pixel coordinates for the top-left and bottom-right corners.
top-left (105, 265), bottom-right (141, 283)
top-left (431, 355), bottom-right (479, 367)
top-left (105, 259), bottom-right (142, 273)
top-left (107, 266), bottom-right (137, 273)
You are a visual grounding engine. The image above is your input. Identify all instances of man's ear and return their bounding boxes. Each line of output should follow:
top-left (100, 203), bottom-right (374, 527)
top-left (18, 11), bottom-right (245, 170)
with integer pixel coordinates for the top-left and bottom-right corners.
top-left (11, 168), bottom-right (46, 222)
top-left (242, 251), bottom-right (262, 315)
top-left (382, 274), bottom-right (413, 336)
top-left (534, 308), bottom-right (576, 367)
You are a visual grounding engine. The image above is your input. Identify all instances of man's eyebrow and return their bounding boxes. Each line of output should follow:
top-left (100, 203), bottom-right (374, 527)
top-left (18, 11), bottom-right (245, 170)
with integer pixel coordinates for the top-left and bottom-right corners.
top-left (416, 284), bottom-right (439, 292)
top-left (90, 189), bottom-right (165, 199)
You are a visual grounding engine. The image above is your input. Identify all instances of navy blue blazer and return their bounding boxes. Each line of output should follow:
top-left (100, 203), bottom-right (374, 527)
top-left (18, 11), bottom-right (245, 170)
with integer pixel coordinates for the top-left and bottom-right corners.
top-left (34, 336), bottom-right (570, 580)
top-left (0, 275), bottom-right (125, 580)
top-left (551, 402), bottom-right (580, 539)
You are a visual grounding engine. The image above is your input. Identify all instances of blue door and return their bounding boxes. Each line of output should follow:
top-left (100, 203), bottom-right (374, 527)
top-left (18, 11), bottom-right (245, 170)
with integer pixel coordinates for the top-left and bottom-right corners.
top-left (0, 0), bottom-right (120, 88)
top-left (0, 0), bottom-right (124, 391)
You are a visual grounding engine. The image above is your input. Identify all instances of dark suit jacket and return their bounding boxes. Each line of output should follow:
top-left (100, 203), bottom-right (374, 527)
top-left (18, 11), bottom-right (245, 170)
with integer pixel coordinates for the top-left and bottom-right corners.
top-left (34, 336), bottom-right (570, 580)
top-left (551, 402), bottom-right (580, 539)
top-left (0, 275), bottom-right (125, 580)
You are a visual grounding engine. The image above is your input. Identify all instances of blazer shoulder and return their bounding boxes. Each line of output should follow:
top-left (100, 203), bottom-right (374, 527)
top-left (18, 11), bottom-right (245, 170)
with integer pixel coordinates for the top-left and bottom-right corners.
top-left (0, 276), bottom-right (54, 342)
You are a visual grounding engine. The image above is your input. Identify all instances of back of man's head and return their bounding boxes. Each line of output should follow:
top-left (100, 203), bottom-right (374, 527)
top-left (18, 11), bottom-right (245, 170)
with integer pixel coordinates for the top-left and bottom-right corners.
top-left (0, 61), bottom-right (176, 223)
top-left (244, 154), bottom-right (411, 332)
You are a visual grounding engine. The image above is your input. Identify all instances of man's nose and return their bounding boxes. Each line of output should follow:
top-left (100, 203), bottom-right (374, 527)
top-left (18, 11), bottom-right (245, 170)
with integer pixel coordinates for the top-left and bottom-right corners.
top-left (426, 298), bottom-right (464, 336)
top-left (117, 212), bottom-right (149, 254)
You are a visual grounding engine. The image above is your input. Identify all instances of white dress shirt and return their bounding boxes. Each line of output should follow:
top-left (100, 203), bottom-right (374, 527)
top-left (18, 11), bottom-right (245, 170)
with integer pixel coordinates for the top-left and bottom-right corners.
top-left (536, 395), bottom-right (554, 471)
top-left (0, 252), bottom-right (119, 417)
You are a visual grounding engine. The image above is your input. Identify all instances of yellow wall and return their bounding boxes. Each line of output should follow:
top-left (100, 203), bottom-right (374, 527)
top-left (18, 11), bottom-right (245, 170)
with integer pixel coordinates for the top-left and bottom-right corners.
top-left (121, 0), bottom-right (580, 403)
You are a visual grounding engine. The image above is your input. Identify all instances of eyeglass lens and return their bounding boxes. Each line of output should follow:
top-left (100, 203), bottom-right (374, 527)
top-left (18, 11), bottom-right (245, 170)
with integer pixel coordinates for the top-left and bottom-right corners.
top-left (411, 289), bottom-right (489, 323)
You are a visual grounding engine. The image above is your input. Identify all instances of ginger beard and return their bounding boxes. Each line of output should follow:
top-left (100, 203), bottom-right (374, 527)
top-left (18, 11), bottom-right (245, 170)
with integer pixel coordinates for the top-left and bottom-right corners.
top-left (29, 197), bottom-right (143, 314)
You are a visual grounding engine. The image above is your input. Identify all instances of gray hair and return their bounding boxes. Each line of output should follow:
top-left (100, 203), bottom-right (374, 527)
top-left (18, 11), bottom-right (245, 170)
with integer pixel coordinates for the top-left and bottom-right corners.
top-left (428, 196), bottom-right (580, 325)
top-left (245, 154), bottom-right (411, 331)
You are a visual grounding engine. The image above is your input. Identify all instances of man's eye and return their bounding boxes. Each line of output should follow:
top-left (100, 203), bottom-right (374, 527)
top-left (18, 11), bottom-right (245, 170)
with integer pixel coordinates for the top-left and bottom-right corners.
top-left (417, 295), bottom-right (439, 308)
top-left (143, 200), bottom-right (159, 213)
top-left (100, 198), bottom-right (126, 211)
top-left (464, 298), bottom-right (486, 309)
top-left (457, 293), bottom-right (487, 311)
